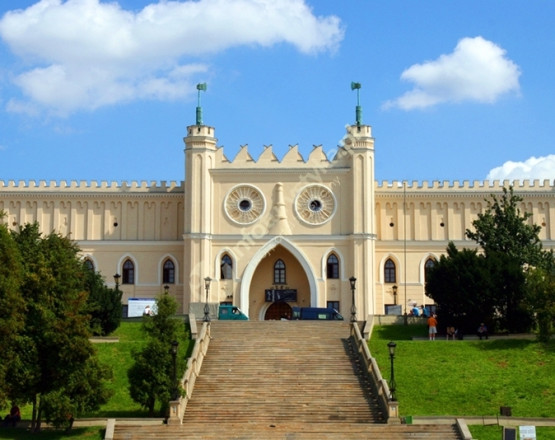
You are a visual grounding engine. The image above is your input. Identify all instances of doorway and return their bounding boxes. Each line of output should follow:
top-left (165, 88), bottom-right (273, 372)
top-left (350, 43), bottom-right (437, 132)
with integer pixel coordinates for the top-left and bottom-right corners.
top-left (264, 302), bottom-right (293, 320)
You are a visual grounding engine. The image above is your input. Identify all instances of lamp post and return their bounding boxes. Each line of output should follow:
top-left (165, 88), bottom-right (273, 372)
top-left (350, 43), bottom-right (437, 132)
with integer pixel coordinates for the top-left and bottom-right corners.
top-left (392, 284), bottom-right (398, 305)
top-left (164, 285), bottom-right (169, 295)
top-left (204, 277), bottom-right (211, 322)
top-left (387, 341), bottom-right (397, 401)
top-left (170, 340), bottom-right (179, 400)
top-left (113, 273), bottom-right (121, 292)
top-left (349, 276), bottom-right (357, 323)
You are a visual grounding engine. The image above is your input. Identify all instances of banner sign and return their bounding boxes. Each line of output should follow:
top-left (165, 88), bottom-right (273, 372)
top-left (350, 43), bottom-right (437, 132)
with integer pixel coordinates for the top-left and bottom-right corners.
top-left (265, 289), bottom-right (297, 302)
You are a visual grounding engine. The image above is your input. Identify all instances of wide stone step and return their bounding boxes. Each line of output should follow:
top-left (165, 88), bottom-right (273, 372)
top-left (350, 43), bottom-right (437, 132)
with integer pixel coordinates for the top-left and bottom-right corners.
top-left (113, 421), bottom-right (463, 439)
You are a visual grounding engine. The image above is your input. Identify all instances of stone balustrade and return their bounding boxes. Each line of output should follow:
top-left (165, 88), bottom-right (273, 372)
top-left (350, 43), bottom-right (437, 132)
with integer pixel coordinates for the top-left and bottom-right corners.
top-left (167, 320), bottom-right (211, 425)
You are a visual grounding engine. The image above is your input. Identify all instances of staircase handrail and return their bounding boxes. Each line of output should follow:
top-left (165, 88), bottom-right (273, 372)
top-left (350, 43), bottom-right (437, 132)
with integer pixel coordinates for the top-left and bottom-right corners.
top-left (168, 321), bottom-right (211, 425)
top-left (351, 322), bottom-right (400, 422)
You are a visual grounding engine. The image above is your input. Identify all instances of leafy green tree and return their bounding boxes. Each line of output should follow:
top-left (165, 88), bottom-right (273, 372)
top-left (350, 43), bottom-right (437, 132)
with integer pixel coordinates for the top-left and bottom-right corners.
top-left (487, 251), bottom-right (529, 333)
top-left (0, 219), bottom-right (25, 408)
top-left (426, 242), bottom-right (495, 334)
top-left (465, 186), bottom-right (554, 333)
top-left (466, 186), bottom-right (553, 270)
top-left (10, 223), bottom-right (112, 431)
top-left (84, 267), bottom-right (122, 336)
top-left (526, 267), bottom-right (555, 342)
top-left (128, 292), bottom-right (183, 416)
top-left (40, 355), bottom-right (112, 429)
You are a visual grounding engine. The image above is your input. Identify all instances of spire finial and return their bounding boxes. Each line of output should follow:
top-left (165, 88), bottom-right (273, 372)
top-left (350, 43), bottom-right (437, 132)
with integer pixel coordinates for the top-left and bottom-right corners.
top-left (350, 82), bottom-right (362, 127)
top-left (196, 83), bottom-right (207, 125)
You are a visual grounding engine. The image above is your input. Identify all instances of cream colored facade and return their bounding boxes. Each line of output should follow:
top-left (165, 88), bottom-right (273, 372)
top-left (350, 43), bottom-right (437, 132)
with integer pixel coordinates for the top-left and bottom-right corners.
top-left (1, 119), bottom-right (554, 320)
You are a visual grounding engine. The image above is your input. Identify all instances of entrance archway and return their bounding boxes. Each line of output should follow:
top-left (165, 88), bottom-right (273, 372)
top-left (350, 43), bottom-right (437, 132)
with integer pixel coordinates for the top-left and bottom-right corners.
top-left (264, 302), bottom-right (293, 320)
top-left (240, 237), bottom-right (318, 319)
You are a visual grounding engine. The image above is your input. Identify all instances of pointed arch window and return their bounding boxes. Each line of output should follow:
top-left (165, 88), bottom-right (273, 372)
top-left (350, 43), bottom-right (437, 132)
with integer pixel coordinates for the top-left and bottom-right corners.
top-left (163, 259), bottom-right (175, 284)
top-left (83, 259), bottom-right (94, 272)
top-left (384, 259), bottom-right (396, 284)
top-left (326, 254), bottom-right (339, 279)
top-left (273, 259), bottom-right (286, 285)
top-left (122, 259), bottom-right (135, 284)
top-left (424, 258), bottom-right (436, 282)
top-left (221, 254), bottom-right (233, 280)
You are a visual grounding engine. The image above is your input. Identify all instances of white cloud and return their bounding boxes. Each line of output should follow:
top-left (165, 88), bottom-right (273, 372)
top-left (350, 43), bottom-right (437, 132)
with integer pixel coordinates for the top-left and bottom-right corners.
top-left (383, 36), bottom-right (521, 110)
top-left (486, 155), bottom-right (555, 183)
top-left (0, 0), bottom-right (343, 115)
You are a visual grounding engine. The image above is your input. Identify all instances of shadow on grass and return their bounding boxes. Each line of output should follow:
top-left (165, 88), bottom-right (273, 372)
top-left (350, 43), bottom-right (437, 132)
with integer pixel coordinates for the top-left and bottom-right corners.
top-left (371, 324), bottom-right (428, 341)
top-left (0, 427), bottom-right (104, 439)
top-left (86, 409), bottom-right (151, 418)
top-left (474, 338), bottom-right (555, 351)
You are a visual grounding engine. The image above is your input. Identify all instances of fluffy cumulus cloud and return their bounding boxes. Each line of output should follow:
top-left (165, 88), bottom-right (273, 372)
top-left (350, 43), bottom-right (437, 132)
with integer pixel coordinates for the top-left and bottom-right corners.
top-left (384, 36), bottom-right (521, 110)
top-left (486, 155), bottom-right (555, 183)
top-left (0, 0), bottom-right (343, 115)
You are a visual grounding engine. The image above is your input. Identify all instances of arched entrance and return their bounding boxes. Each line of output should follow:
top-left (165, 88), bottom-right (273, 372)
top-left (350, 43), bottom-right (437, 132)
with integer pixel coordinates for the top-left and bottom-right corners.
top-left (240, 237), bottom-right (318, 319)
top-left (264, 302), bottom-right (293, 320)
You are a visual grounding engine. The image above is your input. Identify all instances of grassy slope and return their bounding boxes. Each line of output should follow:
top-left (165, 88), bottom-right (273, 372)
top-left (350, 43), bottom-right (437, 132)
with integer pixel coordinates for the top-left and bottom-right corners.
top-left (369, 324), bottom-right (555, 440)
top-left (89, 321), bottom-right (149, 418)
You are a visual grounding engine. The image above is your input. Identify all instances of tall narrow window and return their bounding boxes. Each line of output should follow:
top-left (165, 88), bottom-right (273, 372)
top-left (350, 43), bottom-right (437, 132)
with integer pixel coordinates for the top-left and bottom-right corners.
top-left (163, 259), bottom-right (175, 284)
top-left (326, 254), bottom-right (339, 279)
top-left (424, 258), bottom-right (436, 282)
top-left (221, 254), bottom-right (233, 280)
top-left (273, 259), bottom-right (286, 285)
top-left (384, 259), bottom-right (396, 283)
top-left (122, 259), bottom-right (135, 284)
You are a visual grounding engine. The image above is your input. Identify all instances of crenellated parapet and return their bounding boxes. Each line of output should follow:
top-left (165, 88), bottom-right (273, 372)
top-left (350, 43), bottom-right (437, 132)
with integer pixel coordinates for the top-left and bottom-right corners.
top-left (377, 179), bottom-right (554, 192)
top-left (0, 180), bottom-right (185, 193)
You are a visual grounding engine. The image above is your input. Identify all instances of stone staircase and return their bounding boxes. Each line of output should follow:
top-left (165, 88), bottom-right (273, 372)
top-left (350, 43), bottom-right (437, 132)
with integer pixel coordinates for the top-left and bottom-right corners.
top-left (112, 320), bottom-right (465, 439)
top-left (184, 320), bottom-right (383, 425)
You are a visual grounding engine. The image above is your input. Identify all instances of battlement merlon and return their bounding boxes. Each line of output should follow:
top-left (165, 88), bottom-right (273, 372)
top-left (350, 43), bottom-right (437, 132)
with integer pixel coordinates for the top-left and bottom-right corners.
top-left (346, 124), bottom-right (372, 139)
top-left (184, 124), bottom-right (217, 150)
top-left (342, 124), bottom-right (374, 151)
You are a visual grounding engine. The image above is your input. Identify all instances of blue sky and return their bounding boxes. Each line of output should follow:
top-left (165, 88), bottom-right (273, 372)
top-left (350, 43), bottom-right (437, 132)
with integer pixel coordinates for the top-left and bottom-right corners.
top-left (0, 0), bottom-right (554, 184)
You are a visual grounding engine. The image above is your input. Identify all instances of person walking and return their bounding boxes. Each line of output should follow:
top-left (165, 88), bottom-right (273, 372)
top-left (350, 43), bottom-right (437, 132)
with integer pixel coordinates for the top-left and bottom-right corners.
top-left (427, 314), bottom-right (438, 341)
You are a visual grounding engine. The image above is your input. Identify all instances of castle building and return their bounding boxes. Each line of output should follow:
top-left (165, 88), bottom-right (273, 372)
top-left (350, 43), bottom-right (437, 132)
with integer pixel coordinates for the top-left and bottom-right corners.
top-left (1, 102), bottom-right (554, 320)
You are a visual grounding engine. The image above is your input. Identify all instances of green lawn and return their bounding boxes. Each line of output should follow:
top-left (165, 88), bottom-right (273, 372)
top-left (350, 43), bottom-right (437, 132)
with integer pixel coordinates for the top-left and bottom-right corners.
top-left (369, 324), bottom-right (555, 440)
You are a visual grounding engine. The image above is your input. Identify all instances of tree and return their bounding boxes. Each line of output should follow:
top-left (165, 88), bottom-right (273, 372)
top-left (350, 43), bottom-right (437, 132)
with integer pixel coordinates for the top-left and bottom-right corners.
top-left (466, 186), bottom-right (553, 270)
top-left (9, 223), bottom-right (112, 431)
top-left (466, 186), bottom-right (554, 333)
top-left (0, 219), bottom-right (25, 408)
top-left (487, 251), bottom-right (529, 333)
top-left (128, 292), bottom-right (184, 416)
top-left (84, 267), bottom-right (122, 336)
top-left (526, 267), bottom-right (555, 342)
top-left (426, 242), bottom-right (495, 334)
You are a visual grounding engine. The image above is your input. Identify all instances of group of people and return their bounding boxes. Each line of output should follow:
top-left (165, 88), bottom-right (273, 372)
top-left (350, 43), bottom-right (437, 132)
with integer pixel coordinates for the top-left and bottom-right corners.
top-left (426, 315), bottom-right (490, 341)
top-left (409, 304), bottom-right (430, 317)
